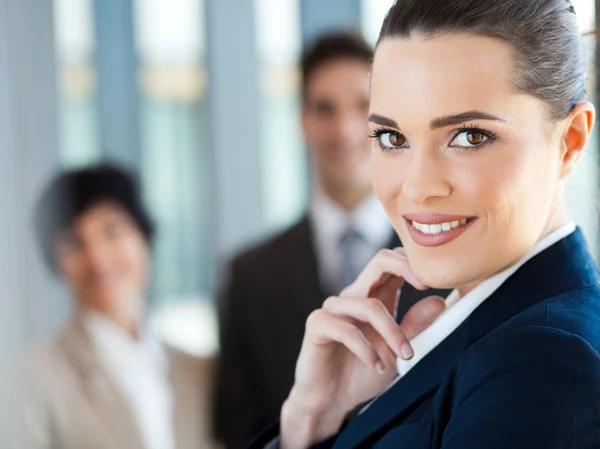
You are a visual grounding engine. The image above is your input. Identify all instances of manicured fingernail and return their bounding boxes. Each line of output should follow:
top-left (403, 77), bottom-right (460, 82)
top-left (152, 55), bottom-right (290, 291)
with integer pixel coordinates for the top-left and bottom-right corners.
top-left (401, 343), bottom-right (414, 360)
top-left (375, 360), bottom-right (385, 373)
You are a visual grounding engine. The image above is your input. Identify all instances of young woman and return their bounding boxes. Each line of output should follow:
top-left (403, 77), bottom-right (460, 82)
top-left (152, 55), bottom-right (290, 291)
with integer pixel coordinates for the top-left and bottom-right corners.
top-left (251, 0), bottom-right (600, 447)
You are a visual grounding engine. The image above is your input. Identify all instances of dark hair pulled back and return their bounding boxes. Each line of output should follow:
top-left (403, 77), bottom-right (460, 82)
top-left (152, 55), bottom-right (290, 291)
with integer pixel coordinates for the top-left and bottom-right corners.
top-left (379, 0), bottom-right (586, 120)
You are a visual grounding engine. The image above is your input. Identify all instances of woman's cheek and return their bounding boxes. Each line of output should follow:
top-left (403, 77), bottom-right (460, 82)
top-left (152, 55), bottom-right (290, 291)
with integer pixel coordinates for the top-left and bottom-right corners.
top-left (372, 156), bottom-right (405, 209)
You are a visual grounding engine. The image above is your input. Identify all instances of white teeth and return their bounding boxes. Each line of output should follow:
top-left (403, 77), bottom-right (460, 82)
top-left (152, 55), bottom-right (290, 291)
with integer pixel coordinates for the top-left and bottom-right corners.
top-left (430, 224), bottom-right (442, 234)
top-left (411, 218), bottom-right (470, 235)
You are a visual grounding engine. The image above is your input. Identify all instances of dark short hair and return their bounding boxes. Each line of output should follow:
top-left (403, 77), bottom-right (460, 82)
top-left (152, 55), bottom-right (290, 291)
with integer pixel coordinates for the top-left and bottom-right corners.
top-left (301, 31), bottom-right (373, 101)
top-left (34, 163), bottom-right (155, 272)
top-left (379, 0), bottom-right (585, 121)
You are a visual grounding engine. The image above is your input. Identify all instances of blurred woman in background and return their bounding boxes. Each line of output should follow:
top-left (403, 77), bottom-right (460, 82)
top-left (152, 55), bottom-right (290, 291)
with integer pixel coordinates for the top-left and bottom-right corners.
top-left (3, 164), bottom-right (218, 449)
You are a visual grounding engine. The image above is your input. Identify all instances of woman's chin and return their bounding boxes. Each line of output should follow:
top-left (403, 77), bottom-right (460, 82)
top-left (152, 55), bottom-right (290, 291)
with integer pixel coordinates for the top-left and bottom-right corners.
top-left (410, 261), bottom-right (465, 291)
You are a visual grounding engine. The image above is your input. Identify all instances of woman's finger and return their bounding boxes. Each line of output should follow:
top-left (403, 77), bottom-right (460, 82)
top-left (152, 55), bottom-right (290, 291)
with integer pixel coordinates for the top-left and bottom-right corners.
top-left (399, 295), bottom-right (446, 340)
top-left (341, 249), bottom-right (427, 299)
top-left (322, 296), bottom-right (414, 360)
top-left (305, 309), bottom-right (391, 372)
top-left (392, 247), bottom-right (407, 257)
top-left (370, 274), bottom-right (404, 317)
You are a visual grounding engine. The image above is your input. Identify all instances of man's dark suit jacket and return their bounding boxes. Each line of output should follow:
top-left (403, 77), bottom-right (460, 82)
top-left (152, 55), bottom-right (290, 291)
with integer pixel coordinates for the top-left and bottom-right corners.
top-left (249, 228), bottom-right (600, 449)
top-left (214, 215), bottom-right (449, 448)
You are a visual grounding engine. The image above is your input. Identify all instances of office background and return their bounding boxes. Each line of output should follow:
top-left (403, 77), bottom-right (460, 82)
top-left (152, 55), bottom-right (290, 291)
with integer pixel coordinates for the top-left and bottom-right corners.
top-left (0, 0), bottom-right (598, 371)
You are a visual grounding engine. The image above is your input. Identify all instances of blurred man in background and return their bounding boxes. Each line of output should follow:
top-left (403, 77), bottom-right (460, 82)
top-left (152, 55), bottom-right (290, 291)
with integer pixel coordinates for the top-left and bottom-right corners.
top-left (2, 164), bottom-right (218, 449)
top-left (214, 32), bottom-right (449, 448)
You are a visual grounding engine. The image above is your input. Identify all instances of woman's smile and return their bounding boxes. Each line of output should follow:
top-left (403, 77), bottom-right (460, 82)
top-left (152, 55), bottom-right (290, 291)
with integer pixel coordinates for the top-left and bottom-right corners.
top-left (403, 213), bottom-right (478, 247)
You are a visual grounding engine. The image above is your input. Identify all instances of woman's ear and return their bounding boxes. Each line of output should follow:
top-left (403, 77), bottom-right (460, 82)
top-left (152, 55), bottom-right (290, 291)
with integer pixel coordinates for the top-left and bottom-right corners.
top-left (560, 101), bottom-right (595, 180)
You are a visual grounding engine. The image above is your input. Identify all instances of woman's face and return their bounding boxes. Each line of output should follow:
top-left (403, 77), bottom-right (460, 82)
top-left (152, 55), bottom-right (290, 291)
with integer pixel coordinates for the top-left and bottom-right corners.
top-left (56, 201), bottom-right (150, 325)
top-left (370, 34), bottom-right (588, 293)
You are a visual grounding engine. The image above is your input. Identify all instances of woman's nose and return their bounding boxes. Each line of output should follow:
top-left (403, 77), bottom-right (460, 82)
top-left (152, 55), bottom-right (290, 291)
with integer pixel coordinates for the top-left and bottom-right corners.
top-left (400, 149), bottom-right (452, 205)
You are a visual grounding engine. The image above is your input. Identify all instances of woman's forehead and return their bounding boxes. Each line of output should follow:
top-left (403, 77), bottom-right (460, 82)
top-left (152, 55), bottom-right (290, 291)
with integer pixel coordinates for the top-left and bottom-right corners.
top-left (369, 35), bottom-right (525, 124)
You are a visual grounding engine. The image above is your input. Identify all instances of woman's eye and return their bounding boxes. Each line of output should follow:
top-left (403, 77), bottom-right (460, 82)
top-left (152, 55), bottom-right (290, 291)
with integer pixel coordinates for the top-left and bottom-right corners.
top-left (451, 130), bottom-right (488, 148)
top-left (379, 132), bottom-right (407, 149)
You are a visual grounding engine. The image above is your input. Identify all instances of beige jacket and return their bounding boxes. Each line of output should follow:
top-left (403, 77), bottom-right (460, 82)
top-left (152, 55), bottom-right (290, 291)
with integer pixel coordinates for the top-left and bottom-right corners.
top-left (1, 318), bottom-right (220, 449)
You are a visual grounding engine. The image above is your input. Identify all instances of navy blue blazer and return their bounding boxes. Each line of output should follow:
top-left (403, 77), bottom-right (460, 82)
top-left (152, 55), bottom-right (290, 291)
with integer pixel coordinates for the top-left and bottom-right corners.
top-left (249, 228), bottom-right (600, 448)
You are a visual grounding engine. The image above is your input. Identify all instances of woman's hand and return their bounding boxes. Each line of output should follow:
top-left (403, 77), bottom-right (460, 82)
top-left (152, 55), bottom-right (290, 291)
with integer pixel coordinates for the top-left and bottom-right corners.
top-left (280, 248), bottom-right (446, 449)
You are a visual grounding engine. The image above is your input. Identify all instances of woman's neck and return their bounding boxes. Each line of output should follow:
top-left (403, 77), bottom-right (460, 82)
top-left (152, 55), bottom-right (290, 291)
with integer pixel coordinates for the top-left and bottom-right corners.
top-left (456, 215), bottom-right (571, 298)
top-left (80, 305), bottom-right (143, 340)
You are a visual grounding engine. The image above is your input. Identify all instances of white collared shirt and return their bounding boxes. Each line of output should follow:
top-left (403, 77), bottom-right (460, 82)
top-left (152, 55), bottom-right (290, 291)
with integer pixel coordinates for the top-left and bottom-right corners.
top-left (84, 312), bottom-right (174, 449)
top-left (361, 221), bottom-right (577, 413)
top-left (309, 189), bottom-right (394, 293)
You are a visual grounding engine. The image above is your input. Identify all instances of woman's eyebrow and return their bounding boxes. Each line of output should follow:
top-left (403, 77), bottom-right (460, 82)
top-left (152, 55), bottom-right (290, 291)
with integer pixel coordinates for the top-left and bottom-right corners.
top-left (430, 111), bottom-right (507, 129)
top-left (369, 111), bottom-right (507, 130)
top-left (368, 114), bottom-right (398, 128)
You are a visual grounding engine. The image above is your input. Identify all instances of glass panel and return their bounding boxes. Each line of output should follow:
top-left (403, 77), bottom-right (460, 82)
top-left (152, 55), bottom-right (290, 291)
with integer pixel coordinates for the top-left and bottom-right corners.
top-left (54, 0), bottom-right (101, 167)
top-left (361, 0), bottom-right (394, 46)
top-left (133, 0), bottom-right (216, 356)
top-left (573, 0), bottom-right (595, 31)
top-left (256, 0), bottom-right (308, 232)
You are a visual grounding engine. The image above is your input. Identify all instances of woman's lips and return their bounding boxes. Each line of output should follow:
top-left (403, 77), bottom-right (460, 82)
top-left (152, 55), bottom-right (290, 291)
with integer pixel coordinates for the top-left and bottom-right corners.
top-left (403, 214), bottom-right (478, 247)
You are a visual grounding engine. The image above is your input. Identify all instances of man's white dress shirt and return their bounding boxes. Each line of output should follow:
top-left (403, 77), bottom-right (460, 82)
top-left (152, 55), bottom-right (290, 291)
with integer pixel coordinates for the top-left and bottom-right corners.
top-left (309, 189), bottom-right (394, 293)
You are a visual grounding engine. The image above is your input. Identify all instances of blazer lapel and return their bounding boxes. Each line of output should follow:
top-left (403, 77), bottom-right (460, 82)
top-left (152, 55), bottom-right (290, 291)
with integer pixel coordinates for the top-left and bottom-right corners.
top-left (466, 228), bottom-right (599, 343)
top-left (169, 349), bottom-right (186, 449)
top-left (58, 317), bottom-right (146, 449)
top-left (332, 322), bottom-right (469, 449)
top-left (293, 215), bottom-right (330, 304)
top-left (333, 228), bottom-right (599, 449)
top-left (169, 348), bottom-right (208, 449)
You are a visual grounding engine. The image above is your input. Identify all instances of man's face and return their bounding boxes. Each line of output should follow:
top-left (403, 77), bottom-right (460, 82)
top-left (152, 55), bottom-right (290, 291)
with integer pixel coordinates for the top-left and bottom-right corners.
top-left (302, 58), bottom-right (372, 191)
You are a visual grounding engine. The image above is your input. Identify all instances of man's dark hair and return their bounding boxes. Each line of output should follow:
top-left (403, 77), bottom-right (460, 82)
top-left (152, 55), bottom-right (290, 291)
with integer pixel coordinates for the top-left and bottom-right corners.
top-left (34, 163), bottom-right (155, 272)
top-left (301, 31), bottom-right (373, 101)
